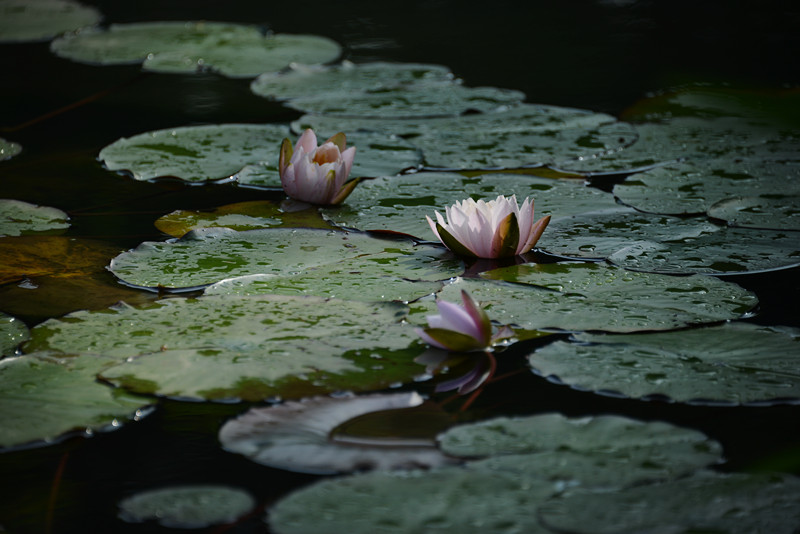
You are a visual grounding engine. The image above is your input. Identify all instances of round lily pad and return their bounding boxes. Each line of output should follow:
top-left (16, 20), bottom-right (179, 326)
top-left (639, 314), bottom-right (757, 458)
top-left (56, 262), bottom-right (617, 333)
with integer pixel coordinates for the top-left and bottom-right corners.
top-left (0, 0), bottom-right (100, 43)
top-left (708, 194), bottom-right (800, 231)
top-left (219, 392), bottom-right (455, 474)
top-left (109, 227), bottom-right (462, 291)
top-left (99, 123), bottom-right (289, 183)
top-left (539, 471), bottom-right (800, 534)
top-left (118, 485), bottom-right (256, 528)
top-left (0, 353), bottom-right (151, 449)
top-left (421, 262), bottom-right (757, 333)
top-left (320, 172), bottom-right (617, 238)
top-left (0, 199), bottom-right (69, 237)
top-left (50, 22), bottom-right (341, 77)
top-left (1, 312), bottom-right (29, 356)
top-left (0, 137), bottom-right (22, 160)
top-left (528, 322), bottom-right (800, 405)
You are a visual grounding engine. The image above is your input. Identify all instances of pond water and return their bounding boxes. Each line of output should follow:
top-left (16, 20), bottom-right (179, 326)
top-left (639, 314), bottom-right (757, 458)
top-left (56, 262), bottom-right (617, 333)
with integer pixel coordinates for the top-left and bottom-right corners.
top-left (1, 1), bottom-right (800, 533)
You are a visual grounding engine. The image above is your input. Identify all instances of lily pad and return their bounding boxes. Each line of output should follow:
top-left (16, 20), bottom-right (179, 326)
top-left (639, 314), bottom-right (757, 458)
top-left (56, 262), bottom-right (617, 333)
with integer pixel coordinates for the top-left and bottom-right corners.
top-left (320, 172), bottom-right (618, 238)
top-left (154, 200), bottom-right (333, 237)
top-left (0, 353), bottom-right (151, 449)
top-left (0, 137), bottom-right (22, 160)
top-left (50, 22), bottom-right (341, 78)
top-left (109, 227), bottom-right (462, 291)
top-left (118, 485), bottom-right (256, 528)
top-left (613, 159), bottom-right (800, 216)
top-left (0, 199), bottom-right (69, 237)
top-left (528, 323), bottom-right (800, 405)
top-left (0, 0), bottom-right (100, 43)
top-left (98, 123), bottom-right (289, 183)
top-left (1, 312), bottom-right (29, 356)
top-left (421, 263), bottom-right (757, 333)
top-left (708, 194), bottom-right (800, 231)
top-left (539, 471), bottom-right (800, 534)
top-left (219, 392), bottom-right (455, 474)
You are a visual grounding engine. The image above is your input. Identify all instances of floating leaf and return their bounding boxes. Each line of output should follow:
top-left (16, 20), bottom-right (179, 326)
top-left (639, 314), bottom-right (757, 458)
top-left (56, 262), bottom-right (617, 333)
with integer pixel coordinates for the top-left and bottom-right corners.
top-left (219, 392), bottom-right (455, 474)
top-left (708, 194), bottom-right (800, 231)
top-left (0, 199), bottom-right (69, 237)
top-left (0, 137), bottom-right (22, 160)
top-left (50, 22), bottom-right (341, 77)
top-left (0, 0), bottom-right (100, 43)
top-left (99, 123), bottom-right (289, 183)
top-left (539, 471), bottom-right (800, 534)
top-left (109, 227), bottom-right (462, 291)
top-left (528, 323), bottom-right (800, 405)
top-left (118, 485), bottom-right (256, 528)
top-left (1, 312), bottom-right (29, 356)
top-left (423, 263), bottom-right (756, 333)
top-left (320, 172), bottom-right (618, 238)
top-left (0, 353), bottom-right (151, 449)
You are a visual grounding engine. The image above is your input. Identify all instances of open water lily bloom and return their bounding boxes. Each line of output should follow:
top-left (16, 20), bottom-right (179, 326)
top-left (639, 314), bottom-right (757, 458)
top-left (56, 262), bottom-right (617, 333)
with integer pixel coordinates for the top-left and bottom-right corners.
top-left (426, 195), bottom-right (550, 258)
top-left (416, 290), bottom-right (512, 352)
top-left (279, 129), bottom-right (357, 205)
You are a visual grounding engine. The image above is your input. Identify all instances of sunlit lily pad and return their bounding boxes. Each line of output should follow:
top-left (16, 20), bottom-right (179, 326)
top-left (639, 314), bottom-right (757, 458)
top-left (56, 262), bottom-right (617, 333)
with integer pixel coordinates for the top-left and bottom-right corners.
top-left (0, 137), bottom-right (22, 160)
top-left (421, 262), bottom-right (756, 333)
top-left (219, 392), bottom-right (455, 474)
top-left (0, 353), bottom-right (151, 449)
top-left (708, 194), bottom-right (800, 231)
top-left (439, 413), bottom-right (722, 487)
top-left (99, 123), bottom-right (289, 183)
top-left (118, 485), bottom-right (256, 528)
top-left (50, 22), bottom-right (341, 77)
top-left (320, 172), bottom-right (618, 238)
top-left (614, 159), bottom-right (800, 216)
top-left (109, 227), bottom-right (462, 291)
top-left (1, 312), bottom-right (29, 356)
top-left (539, 471), bottom-right (800, 534)
top-left (154, 200), bottom-right (332, 237)
top-left (27, 294), bottom-right (428, 401)
top-left (0, 199), bottom-right (69, 237)
top-left (293, 104), bottom-right (637, 169)
top-left (0, 0), bottom-right (101, 43)
top-left (528, 323), bottom-right (800, 405)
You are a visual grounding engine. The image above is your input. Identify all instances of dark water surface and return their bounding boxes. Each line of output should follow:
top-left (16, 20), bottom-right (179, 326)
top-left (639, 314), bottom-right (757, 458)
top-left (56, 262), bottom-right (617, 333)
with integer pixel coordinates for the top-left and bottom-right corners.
top-left (1, 1), bottom-right (800, 532)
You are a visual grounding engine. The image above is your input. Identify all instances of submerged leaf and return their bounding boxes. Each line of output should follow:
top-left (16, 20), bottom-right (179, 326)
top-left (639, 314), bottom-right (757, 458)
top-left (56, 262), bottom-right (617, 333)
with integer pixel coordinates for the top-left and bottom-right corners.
top-left (0, 0), bottom-right (100, 43)
top-left (118, 485), bottom-right (255, 528)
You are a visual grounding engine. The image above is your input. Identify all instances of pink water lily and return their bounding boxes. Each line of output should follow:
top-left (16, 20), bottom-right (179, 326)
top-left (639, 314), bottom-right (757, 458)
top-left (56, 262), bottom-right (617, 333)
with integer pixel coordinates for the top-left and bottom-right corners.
top-left (426, 195), bottom-right (550, 258)
top-left (279, 129), bottom-right (358, 205)
top-left (415, 290), bottom-right (513, 352)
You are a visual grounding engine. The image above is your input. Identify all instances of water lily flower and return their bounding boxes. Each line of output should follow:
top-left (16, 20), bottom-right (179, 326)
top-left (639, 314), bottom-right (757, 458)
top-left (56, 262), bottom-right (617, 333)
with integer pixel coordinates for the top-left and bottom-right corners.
top-left (416, 290), bottom-right (513, 352)
top-left (279, 129), bottom-right (357, 205)
top-left (426, 195), bottom-right (550, 258)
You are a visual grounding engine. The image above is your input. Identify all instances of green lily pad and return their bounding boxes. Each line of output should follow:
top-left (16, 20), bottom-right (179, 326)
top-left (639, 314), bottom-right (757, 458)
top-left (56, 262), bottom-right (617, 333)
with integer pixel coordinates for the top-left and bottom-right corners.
top-left (27, 294), bottom-right (428, 401)
top-left (251, 61), bottom-right (455, 101)
top-left (320, 172), bottom-right (618, 238)
top-left (528, 323), bottom-right (800, 405)
top-left (293, 104), bottom-right (637, 170)
top-left (539, 471), bottom-right (800, 534)
top-left (154, 200), bottom-right (333, 237)
top-left (0, 0), bottom-right (100, 43)
top-left (422, 262), bottom-right (757, 333)
top-left (0, 199), bottom-right (69, 237)
top-left (708, 194), bottom-right (800, 231)
top-left (109, 227), bottom-right (462, 291)
top-left (269, 467), bottom-right (558, 534)
top-left (219, 392), bottom-right (455, 474)
top-left (50, 22), bottom-right (341, 78)
top-left (0, 137), bottom-right (22, 160)
top-left (118, 485), bottom-right (255, 528)
top-left (99, 123), bottom-right (289, 183)
top-left (1, 312), bottom-right (29, 356)
top-left (439, 413), bottom-right (722, 487)
top-left (614, 159), bottom-right (800, 216)
top-left (0, 353), bottom-right (151, 449)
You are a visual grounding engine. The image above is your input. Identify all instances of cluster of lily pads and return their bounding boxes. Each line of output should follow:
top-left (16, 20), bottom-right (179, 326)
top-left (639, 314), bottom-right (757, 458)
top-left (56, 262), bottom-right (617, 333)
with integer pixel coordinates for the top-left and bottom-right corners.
top-left (1, 1), bottom-right (800, 531)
